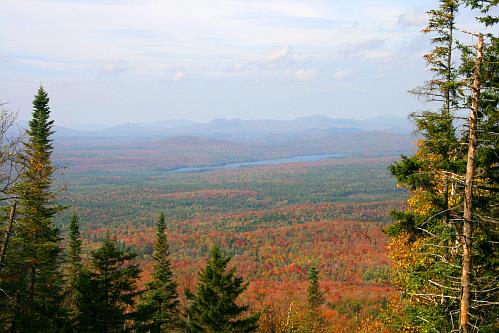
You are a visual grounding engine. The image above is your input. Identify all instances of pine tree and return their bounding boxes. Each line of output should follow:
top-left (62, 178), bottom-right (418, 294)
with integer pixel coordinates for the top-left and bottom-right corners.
top-left (75, 235), bottom-right (141, 332)
top-left (307, 266), bottom-right (323, 312)
top-left (387, 1), bottom-right (498, 331)
top-left (67, 214), bottom-right (82, 279)
top-left (136, 212), bottom-right (181, 332)
top-left (6, 86), bottom-right (66, 331)
top-left (64, 213), bottom-right (83, 327)
top-left (302, 266), bottom-right (325, 333)
top-left (388, 3), bottom-right (464, 329)
top-left (188, 246), bottom-right (259, 333)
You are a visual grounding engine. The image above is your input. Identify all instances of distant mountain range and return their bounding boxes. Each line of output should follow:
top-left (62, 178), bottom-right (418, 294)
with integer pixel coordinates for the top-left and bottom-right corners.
top-left (53, 115), bottom-right (413, 138)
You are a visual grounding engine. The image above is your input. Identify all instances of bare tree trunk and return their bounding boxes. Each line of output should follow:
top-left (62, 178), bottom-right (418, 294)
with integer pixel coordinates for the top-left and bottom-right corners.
top-left (460, 33), bottom-right (483, 333)
top-left (0, 202), bottom-right (17, 269)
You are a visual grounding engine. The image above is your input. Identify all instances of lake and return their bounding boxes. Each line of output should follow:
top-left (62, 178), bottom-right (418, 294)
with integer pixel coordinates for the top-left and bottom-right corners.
top-left (168, 153), bottom-right (345, 173)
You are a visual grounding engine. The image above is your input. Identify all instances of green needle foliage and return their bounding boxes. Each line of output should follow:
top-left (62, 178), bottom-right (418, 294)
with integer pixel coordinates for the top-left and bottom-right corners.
top-left (67, 213), bottom-right (83, 278)
top-left (387, 1), bottom-right (498, 331)
top-left (64, 213), bottom-right (83, 328)
top-left (2, 86), bottom-right (66, 332)
top-left (187, 245), bottom-right (259, 333)
top-left (307, 266), bottom-right (324, 312)
top-left (302, 265), bottom-right (326, 333)
top-left (75, 235), bottom-right (141, 333)
top-left (136, 212), bottom-right (181, 332)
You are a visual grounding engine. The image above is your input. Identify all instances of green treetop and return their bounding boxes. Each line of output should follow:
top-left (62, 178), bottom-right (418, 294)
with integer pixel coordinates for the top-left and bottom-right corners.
top-left (75, 235), bottom-right (141, 333)
top-left (307, 266), bottom-right (323, 312)
top-left (136, 212), bottom-right (181, 332)
top-left (188, 246), bottom-right (259, 333)
top-left (302, 265), bottom-right (326, 333)
top-left (67, 213), bottom-right (82, 275)
top-left (64, 213), bottom-right (83, 327)
top-left (387, 1), bottom-right (498, 331)
top-left (10, 85), bottom-right (65, 331)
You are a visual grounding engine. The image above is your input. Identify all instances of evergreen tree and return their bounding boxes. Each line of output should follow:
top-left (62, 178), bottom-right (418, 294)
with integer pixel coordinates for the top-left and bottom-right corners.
top-left (75, 235), bottom-right (141, 333)
top-left (188, 246), bottom-right (259, 333)
top-left (64, 213), bottom-right (83, 327)
top-left (67, 214), bottom-right (82, 279)
top-left (387, 2), bottom-right (465, 331)
top-left (302, 266), bottom-right (325, 333)
top-left (136, 212), bottom-right (181, 332)
top-left (387, 1), bottom-right (498, 331)
top-left (3, 86), bottom-right (66, 331)
top-left (306, 266), bottom-right (323, 312)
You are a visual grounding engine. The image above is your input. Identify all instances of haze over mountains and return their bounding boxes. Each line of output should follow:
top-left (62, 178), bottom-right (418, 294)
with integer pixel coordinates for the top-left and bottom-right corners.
top-left (52, 115), bottom-right (415, 173)
top-left (54, 115), bottom-right (412, 138)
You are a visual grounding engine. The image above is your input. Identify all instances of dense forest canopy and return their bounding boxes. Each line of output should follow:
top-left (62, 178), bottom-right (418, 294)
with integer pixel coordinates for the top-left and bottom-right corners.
top-left (0, 1), bottom-right (497, 332)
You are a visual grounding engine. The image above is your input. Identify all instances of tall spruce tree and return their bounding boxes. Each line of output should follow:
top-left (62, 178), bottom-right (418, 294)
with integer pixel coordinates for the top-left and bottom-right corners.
top-left (75, 235), bottom-right (141, 333)
top-left (136, 212), bottom-right (180, 332)
top-left (187, 246), bottom-right (259, 333)
top-left (64, 213), bottom-right (83, 327)
top-left (4, 86), bottom-right (65, 331)
top-left (387, 1), bottom-right (464, 330)
top-left (388, 1), bottom-right (498, 331)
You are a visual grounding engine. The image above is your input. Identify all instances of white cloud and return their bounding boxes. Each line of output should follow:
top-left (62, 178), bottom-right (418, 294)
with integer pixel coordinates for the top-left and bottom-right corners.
top-left (226, 45), bottom-right (292, 73)
top-left (253, 1), bottom-right (329, 19)
top-left (340, 39), bottom-right (386, 55)
top-left (361, 50), bottom-right (396, 62)
top-left (2, 0), bottom-right (468, 124)
top-left (173, 70), bottom-right (185, 80)
top-left (102, 61), bottom-right (129, 73)
top-left (263, 45), bottom-right (289, 63)
top-left (294, 69), bottom-right (316, 81)
top-left (13, 58), bottom-right (67, 70)
top-left (397, 10), bottom-right (428, 27)
top-left (333, 70), bottom-right (350, 80)
top-left (1, 0), bottom-right (414, 75)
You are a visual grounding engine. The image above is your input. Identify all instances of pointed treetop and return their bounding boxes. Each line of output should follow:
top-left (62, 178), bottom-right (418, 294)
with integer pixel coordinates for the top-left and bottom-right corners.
top-left (68, 213), bottom-right (82, 269)
top-left (307, 265), bottom-right (324, 311)
top-left (136, 212), bottom-right (180, 332)
top-left (156, 211), bottom-right (166, 243)
top-left (28, 85), bottom-right (55, 153)
top-left (188, 245), bottom-right (259, 332)
top-left (152, 211), bottom-right (174, 280)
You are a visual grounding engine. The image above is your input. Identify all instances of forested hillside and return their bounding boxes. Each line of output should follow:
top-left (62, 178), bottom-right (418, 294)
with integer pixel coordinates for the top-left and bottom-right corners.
top-left (56, 155), bottom-right (404, 331)
top-left (0, 0), bottom-right (497, 332)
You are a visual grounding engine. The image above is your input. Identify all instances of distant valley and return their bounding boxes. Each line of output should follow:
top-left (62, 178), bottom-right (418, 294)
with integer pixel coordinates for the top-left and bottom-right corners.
top-left (53, 115), bottom-right (415, 174)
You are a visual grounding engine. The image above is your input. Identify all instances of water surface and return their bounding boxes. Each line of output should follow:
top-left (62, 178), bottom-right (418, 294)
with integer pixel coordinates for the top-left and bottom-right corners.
top-left (168, 153), bottom-right (345, 174)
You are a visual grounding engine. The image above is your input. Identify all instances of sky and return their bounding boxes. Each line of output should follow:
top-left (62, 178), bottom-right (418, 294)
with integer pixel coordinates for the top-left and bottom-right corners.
top-left (0, 0), bottom-right (487, 127)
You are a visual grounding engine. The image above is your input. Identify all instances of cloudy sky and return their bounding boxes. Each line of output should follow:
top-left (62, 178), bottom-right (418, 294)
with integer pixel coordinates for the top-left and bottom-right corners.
top-left (0, 0), bottom-right (484, 127)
